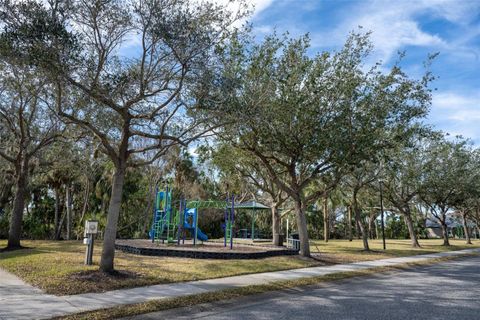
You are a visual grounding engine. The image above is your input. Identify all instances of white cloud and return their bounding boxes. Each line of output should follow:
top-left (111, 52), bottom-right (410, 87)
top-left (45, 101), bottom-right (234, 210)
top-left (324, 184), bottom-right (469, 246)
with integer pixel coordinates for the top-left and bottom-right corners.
top-left (430, 91), bottom-right (480, 141)
top-left (432, 92), bottom-right (480, 121)
top-left (359, 18), bottom-right (445, 62)
top-left (433, 92), bottom-right (479, 110)
top-left (310, 0), bottom-right (478, 63)
top-left (250, 0), bottom-right (275, 14)
top-left (424, 0), bottom-right (480, 24)
top-left (253, 25), bottom-right (274, 34)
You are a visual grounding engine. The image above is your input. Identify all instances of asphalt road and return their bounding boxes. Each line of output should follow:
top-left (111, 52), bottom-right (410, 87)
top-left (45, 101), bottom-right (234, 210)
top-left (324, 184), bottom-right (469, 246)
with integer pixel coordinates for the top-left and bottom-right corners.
top-left (127, 255), bottom-right (480, 320)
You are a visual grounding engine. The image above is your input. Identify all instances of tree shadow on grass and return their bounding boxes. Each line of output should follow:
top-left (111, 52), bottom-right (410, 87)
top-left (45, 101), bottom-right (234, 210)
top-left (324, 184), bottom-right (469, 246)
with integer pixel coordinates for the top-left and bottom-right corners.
top-left (0, 245), bottom-right (32, 253)
top-left (0, 245), bottom-right (45, 261)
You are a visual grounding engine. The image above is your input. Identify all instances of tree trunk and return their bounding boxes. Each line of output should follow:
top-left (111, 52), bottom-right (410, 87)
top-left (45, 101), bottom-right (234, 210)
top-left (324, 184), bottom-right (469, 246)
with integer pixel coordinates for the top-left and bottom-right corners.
top-left (355, 214), bottom-right (361, 240)
top-left (0, 178), bottom-right (14, 213)
top-left (79, 179), bottom-right (90, 227)
top-left (368, 214), bottom-right (376, 240)
top-left (359, 218), bottom-right (369, 250)
top-left (53, 187), bottom-right (61, 240)
top-left (142, 200), bottom-right (152, 236)
top-left (347, 206), bottom-right (353, 241)
top-left (462, 212), bottom-right (472, 245)
top-left (403, 211), bottom-right (421, 248)
top-left (100, 197), bottom-right (106, 216)
top-left (7, 164), bottom-right (28, 249)
top-left (55, 209), bottom-right (66, 240)
top-left (323, 194), bottom-right (329, 242)
top-left (440, 219), bottom-right (450, 246)
top-left (293, 198), bottom-right (310, 257)
top-left (272, 204), bottom-right (281, 246)
top-left (65, 184), bottom-right (72, 240)
top-left (353, 191), bottom-right (369, 251)
top-left (100, 165), bottom-right (126, 273)
top-left (359, 219), bottom-right (369, 250)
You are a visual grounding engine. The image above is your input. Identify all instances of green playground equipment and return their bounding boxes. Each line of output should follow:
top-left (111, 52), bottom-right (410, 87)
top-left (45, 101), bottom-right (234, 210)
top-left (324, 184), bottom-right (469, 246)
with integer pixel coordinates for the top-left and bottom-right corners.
top-left (149, 187), bottom-right (235, 249)
top-left (185, 197), bottom-right (235, 249)
top-left (150, 186), bottom-right (179, 244)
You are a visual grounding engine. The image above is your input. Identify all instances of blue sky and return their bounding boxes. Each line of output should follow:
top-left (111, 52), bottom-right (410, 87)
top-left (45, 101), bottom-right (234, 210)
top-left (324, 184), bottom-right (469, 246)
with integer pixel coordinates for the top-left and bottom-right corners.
top-left (240, 0), bottom-right (480, 143)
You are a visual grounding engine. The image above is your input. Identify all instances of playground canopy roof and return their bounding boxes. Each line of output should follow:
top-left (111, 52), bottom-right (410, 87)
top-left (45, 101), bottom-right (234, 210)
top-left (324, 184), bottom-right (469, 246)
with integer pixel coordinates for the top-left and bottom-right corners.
top-left (184, 200), bottom-right (270, 210)
top-left (235, 201), bottom-right (270, 210)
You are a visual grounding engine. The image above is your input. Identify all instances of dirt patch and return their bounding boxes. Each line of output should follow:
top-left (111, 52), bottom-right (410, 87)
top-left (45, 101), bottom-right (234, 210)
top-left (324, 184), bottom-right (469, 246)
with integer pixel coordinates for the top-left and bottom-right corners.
top-left (51, 269), bottom-right (148, 295)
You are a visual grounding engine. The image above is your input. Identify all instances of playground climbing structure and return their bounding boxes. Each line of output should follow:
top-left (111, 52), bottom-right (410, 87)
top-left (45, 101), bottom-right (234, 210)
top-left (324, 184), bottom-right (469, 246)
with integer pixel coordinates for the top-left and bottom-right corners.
top-left (150, 187), bottom-right (236, 248)
top-left (150, 187), bottom-right (178, 244)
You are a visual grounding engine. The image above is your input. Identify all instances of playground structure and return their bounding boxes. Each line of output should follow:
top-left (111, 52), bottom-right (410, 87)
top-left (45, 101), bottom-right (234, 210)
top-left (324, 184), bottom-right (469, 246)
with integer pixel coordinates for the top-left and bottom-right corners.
top-left (115, 187), bottom-right (299, 259)
top-left (149, 187), bottom-right (236, 249)
top-left (234, 201), bottom-right (270, 241)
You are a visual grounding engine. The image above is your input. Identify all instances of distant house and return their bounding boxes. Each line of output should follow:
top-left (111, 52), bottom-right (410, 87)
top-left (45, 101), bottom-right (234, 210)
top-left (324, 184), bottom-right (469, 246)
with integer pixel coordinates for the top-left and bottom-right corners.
top-left (426, 215), bottom-right (478, 239)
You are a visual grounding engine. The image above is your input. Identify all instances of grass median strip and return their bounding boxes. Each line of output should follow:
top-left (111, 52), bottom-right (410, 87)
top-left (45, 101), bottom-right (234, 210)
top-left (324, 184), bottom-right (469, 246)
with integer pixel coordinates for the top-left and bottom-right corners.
top-left (310, 239), bottom-right (480, 263)
top-left (52, 253), bottom-right (477, 320)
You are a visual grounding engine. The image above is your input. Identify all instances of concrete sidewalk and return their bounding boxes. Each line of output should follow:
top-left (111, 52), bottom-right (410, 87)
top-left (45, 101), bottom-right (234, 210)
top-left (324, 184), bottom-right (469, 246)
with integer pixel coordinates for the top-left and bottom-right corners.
top-left (1, 248), bottom-right (479, 320)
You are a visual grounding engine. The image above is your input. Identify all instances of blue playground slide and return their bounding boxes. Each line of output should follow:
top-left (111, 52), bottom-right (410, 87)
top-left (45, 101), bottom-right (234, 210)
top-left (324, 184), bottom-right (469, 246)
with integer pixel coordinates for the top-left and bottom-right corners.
top-left (194, 227), bottom-right (208, 241)
top-left (184, 225), bottom-right (208, 241)
top-left (184, 208), bottom-right (208, 241)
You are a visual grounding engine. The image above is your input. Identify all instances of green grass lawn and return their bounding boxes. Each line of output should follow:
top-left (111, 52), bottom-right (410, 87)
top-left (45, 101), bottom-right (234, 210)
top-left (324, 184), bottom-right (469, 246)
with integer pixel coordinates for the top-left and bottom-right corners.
top-left (311, 238), bottom-right (480, 263)
top-left (0, 238), bottom-right (478, 296)
top-left (0, 240), bottom-right (319, 295)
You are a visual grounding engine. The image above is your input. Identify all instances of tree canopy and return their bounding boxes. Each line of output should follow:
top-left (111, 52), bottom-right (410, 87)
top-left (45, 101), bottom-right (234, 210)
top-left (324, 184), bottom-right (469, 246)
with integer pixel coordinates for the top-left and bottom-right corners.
top-left (1, 0), bottom-right (479, 269)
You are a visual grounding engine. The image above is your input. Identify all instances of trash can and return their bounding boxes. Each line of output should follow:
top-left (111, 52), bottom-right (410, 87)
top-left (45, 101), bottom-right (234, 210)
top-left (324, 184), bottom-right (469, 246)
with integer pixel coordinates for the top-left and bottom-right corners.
top-left (278, 234), bottom-right (285, 245)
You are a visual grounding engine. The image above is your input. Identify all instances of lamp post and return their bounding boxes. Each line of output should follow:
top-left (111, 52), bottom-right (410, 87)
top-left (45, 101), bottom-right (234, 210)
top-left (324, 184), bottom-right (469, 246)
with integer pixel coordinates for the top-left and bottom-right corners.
top-left (379, 179), bottom-right (386, 250)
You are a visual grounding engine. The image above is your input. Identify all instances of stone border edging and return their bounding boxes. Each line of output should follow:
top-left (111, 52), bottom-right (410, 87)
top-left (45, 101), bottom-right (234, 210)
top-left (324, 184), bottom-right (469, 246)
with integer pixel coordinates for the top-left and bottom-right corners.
top-left (114, 243), bottom-right (299, 259)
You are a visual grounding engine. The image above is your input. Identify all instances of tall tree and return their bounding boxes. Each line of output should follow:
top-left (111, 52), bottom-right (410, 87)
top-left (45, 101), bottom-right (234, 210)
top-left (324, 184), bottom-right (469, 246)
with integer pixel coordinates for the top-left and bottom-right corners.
top-left (210, 144), bottom-right (289, 246)
top-left (205, 32), bottom-right (432, 256)
top-left (0, 158), bottom-right (14, 218)
top-left (0, 64), bottom-right (62, 249)
top-left (450, 148), bottom-right (480, 245)
top-left (345, 160), bottom-right (381, 250)
top-left (420, 137), bottom-right (472, 246)
top-left (381, 134), bottom-right (430, 248)
top-left (43, 140), bottom-right (84, 239)
top-left (0, 0), bottom-right (246, 270)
